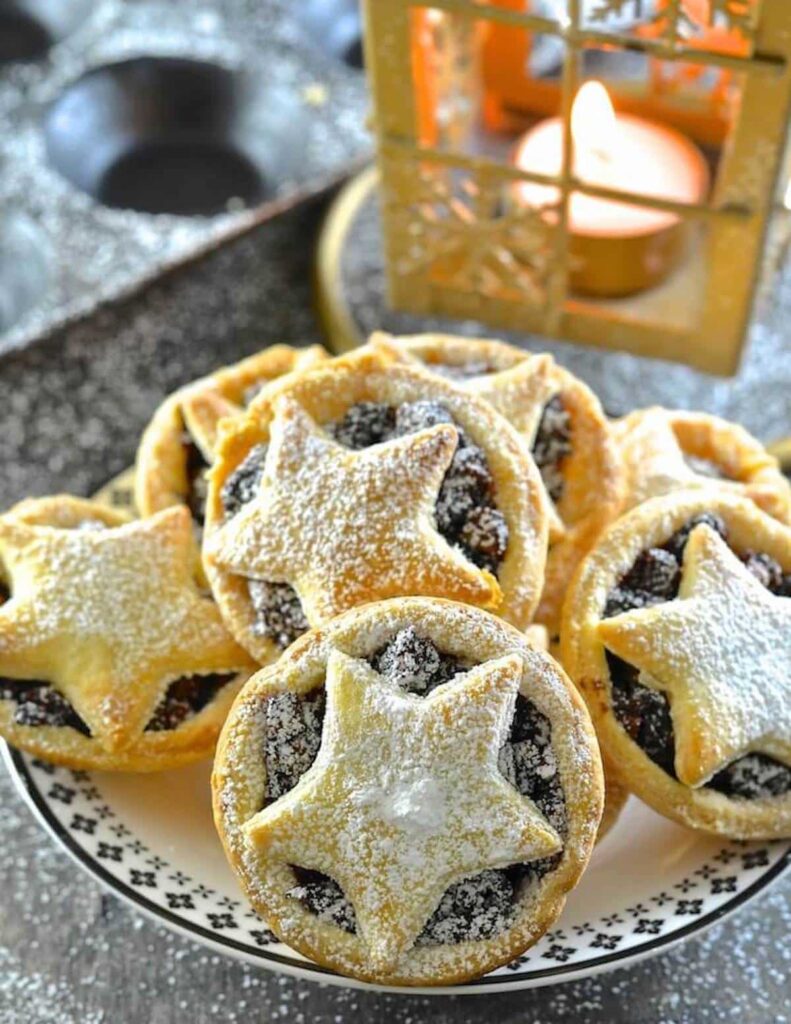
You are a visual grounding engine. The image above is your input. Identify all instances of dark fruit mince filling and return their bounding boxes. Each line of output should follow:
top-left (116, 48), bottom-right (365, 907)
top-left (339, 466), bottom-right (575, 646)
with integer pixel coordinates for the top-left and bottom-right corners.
top-left (329, 400), bottom-right (509, 574)
top-left (532, 395), bottom-right (572, 505)
top-left (603, 513), bottom-right (791, 799)
top-left (273, 628), bottom-right (567, 945)
top-left (220, 443), bottom-right (309, 651)
top-left (248, 581), bottom-right (309, 650)
top-left (145, 672), bottom-right (237, 732)
top-left (182, 433), bottom-right (210, 527)
top-left (221, 443), bottom-right (269, 518)
top-left (0, 671), bottom-right (237, 737)
top-left (219, 399), bottom-right (511, 654)
top-left (370, 625), bottom-right (464, 695)
top-left (286, 866), bottom-right (357, 933)
top-left (262, 689), bottom-right (326, 802)
top-left (0, 678), bottom-right (90, 735)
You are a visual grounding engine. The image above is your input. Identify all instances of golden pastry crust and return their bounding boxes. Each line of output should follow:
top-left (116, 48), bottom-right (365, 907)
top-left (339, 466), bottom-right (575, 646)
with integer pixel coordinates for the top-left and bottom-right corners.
top-left (525, 624), bottom-right (626, 842)
top-left (203, 346), bottom-right (549, 664)
top-left (8, 495), bottom-right (131, 529)
top-left (135, 344), bottom-right (328, 520)
top-left (375, 333), bottom-right (625, 635)
top-left (0, 496), bottom-right (255, 771)
top-left (615, 407), bottom-right (791, 523)
top-left (213, 597), bottom-right (603, 986)
top-left (561, 491), bottom-right (791, 839)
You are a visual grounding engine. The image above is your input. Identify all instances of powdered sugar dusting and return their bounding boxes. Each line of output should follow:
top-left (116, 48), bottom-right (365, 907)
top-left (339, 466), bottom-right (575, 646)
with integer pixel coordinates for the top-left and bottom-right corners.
top-left (599, 524), bottom-right (791, 788)
top-left (0, 506), bottom-right (247, 744)
top-left (356, 771), bottom-right (448, 835)
top-left (206, 398), bottom-right (499, 624)
top-left (215, 598), bottom-right (602, 982)
top-left (244, 651), bottom-right (561, 968)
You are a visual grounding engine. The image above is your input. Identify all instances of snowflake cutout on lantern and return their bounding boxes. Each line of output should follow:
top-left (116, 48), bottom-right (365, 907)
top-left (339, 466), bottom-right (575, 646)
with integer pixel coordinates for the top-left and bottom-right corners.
top-left (392, 163), bottom-right (556, 306)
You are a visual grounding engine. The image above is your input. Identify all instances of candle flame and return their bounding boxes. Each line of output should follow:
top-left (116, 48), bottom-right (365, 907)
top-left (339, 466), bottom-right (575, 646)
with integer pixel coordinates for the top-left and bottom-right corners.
top-left (571, 81), bottom-right (616, 161)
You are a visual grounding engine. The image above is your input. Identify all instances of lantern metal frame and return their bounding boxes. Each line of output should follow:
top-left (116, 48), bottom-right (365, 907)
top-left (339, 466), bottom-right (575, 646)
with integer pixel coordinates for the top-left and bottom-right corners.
top-left (362, 0), bottom-right (791, 374)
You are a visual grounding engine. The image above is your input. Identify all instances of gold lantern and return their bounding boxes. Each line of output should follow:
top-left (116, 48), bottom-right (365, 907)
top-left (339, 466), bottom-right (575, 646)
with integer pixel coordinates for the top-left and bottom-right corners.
top-left (361, 0), bottom-right (791, 374)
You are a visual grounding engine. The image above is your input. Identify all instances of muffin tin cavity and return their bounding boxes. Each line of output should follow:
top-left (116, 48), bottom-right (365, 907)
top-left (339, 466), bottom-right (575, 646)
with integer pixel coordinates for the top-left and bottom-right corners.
top-left (0, 214), bottom-right (51, 334)
top-left (0, 0), bottom-right (90, 63)
top-left (1, 0), bottom-right (369, 350)
top-left (44, 58), bottom-right (275, 216)
top-left (295, 0), bottom-right (365, 70)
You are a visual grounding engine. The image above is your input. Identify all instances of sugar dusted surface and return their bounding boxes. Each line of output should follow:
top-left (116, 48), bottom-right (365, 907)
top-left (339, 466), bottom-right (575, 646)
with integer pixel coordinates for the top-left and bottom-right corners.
top-left (2, 183), bottom-right (790, 1020)
top-left (206, 398), bottom-right (499, 623)
top-left (599, 525), bottom-right (791, 787)
top-left (216, 599), bottom-right (601, 983)
top-left (243, 651), bottom-right (560, 969)
top-left (0, 508), bottom-right (245, 746)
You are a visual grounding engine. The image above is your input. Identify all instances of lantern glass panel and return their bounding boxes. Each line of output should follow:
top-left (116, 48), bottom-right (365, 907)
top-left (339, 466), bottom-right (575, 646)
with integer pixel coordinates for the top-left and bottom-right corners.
top-left (409, 10), bottom-right (566, 160)
top-left (567, 207), bottom-right (710, 324)
top-left (365, 0), bottom-right (791, 373)
top-left (577, 44), bottom-right (749, 156)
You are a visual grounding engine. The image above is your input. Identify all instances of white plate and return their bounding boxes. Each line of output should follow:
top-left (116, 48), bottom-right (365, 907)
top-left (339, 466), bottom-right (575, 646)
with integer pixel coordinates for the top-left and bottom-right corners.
top-left (5, 744), bottom-right (789, 995)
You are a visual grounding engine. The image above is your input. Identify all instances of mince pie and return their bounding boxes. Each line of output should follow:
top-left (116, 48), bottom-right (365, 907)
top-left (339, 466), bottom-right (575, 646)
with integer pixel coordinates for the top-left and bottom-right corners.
top-left (561, 491), bottom-right (791, 839)
top-left (135, 344), bottom-right (327, 528)
top-left (377, 333), bottom-right (624, 634)
top-left (614, 407), bottom-right (791, 523)
top-left (0, 496), bottom-right (254, 771)
top-left (202, 346), bottom-right (549, 664)
top-left (212, 597), bottom-right (603, 985)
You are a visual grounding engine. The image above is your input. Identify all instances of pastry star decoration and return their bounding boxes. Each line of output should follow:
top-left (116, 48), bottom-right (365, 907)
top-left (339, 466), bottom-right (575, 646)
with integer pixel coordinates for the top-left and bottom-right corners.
top-left (475, 355), bottom-right (565, 542)
top-left (598, 524), bottom-right (791, 787)
top-left (244, 650), bottom-right (562, 972)
top-left (0, 507), bottom-right (250, 750)
top-left (372, 336), bottom-right (563, 541)
top-left (205, 396), bottom-right (503, 624)
top-left (621, 410), bottom-right (714, 506)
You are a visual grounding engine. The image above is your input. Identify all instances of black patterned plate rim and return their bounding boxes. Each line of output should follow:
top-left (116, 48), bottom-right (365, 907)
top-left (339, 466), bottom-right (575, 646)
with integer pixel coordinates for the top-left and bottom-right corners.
top-left (5, 744), bottom-right (790, 995)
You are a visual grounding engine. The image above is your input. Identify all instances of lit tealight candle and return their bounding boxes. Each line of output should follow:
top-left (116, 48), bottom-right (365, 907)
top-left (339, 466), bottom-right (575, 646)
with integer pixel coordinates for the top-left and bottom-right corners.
top-left (514, 81), bottom-right (709, 297)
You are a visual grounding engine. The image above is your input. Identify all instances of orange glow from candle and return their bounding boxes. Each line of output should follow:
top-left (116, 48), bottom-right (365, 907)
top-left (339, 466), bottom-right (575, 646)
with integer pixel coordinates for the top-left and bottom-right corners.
top-left (571, 80), bottom-right (617, 163)
top-left (514, 81), bottom-right (708, 239)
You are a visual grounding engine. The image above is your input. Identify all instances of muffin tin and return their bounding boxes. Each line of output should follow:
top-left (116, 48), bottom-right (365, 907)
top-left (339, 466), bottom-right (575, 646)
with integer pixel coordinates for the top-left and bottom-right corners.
top-left (0, 0), bottom-right (369, 353)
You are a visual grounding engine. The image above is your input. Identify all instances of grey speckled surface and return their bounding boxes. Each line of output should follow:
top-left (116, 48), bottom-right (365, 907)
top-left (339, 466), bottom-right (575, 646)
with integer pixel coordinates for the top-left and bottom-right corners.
top-left (0, 0), bottom-right (368, 353)
top-left (0, 197), bottom-right (789, 1023)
